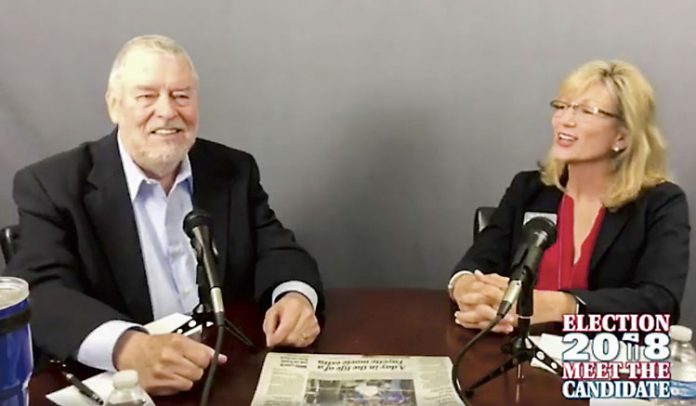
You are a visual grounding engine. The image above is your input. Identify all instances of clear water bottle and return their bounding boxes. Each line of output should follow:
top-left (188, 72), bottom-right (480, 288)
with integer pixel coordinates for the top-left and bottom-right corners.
top-left (105, 370), bottom-right (155, 406)
top-left (655, 325), bottom-right (696, 405)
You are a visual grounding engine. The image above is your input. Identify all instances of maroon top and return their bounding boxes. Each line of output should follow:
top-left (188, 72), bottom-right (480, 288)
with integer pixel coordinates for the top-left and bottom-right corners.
top-left (536, 194), bottom-right (605, 291)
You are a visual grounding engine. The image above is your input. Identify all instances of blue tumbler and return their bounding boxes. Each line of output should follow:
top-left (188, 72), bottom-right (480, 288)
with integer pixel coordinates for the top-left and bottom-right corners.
top-left (0, 277), bottom-right (32, 406)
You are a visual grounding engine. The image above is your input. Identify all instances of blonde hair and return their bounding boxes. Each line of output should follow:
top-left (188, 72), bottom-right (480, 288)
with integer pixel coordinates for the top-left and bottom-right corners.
top-left (107, 34), bottom-right (198, 93)
top-left (540, 60), bottom-right (667, 210)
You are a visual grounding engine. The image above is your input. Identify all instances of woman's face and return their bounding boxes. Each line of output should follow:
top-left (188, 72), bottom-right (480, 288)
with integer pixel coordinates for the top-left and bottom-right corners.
top-left (550, 83), bottom-right (625, 165)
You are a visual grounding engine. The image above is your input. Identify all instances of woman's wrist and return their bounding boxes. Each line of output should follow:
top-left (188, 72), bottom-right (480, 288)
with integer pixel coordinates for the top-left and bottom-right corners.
top-left (448, 270), bottom-right (475, 300)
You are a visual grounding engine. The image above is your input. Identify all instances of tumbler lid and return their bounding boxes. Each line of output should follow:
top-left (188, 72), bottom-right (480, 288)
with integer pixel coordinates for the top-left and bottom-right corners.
top-left (0, 277), bottom-right (29, 311)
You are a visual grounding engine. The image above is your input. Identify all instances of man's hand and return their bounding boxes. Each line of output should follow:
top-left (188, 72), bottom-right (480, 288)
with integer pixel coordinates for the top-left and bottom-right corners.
top-left (263, 292), bottom-right (320, 348)
top-left (113, 331), bottom-right (228, 396)
top-left (452, 271), bottom-right (516, 334)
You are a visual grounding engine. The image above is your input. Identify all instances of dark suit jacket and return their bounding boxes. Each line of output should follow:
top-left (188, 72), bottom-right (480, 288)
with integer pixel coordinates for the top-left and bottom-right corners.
top-left (6, 131), bottom-right (323, 362)
top-left (453, 170), bottom-right (690, 320)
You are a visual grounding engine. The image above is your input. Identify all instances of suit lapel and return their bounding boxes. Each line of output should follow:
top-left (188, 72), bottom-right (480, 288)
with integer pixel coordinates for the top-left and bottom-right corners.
top-left (190, 141), bottom-right (230, 285)
top-left (589, 205), bottom-right (631, 272)
top-left (83, 132), bottom-right (153, 323)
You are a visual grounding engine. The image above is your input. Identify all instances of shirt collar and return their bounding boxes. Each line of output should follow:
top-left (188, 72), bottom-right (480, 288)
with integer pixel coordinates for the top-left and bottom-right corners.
top-left (117, 135), bottom-right (193, 202)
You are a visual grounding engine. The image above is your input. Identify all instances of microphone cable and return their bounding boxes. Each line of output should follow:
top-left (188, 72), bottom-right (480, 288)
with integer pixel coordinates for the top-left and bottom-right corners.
top-left (200, 324), bottom-right (225, 406)
top-left (450, 313), bottom-right (505, 406)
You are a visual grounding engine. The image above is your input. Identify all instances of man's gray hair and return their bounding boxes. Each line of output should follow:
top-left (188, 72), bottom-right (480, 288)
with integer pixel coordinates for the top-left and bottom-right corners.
top-left (107, 35), bottom-right (198, 92)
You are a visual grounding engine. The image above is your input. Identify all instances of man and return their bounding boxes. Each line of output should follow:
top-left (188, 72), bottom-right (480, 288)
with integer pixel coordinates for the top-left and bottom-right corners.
top-left (6, 35), bottom-right (323, 395)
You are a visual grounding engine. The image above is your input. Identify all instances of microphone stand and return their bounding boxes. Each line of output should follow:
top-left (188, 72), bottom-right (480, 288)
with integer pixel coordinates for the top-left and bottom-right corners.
top-left (461, 272), bottom-right (561, 398)
top-left (174, 242), bottom-right (255, 350)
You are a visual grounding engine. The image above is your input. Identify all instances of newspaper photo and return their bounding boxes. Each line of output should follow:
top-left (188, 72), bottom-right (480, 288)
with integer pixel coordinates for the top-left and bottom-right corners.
top-left (251, 353), bottom-right (464, 405)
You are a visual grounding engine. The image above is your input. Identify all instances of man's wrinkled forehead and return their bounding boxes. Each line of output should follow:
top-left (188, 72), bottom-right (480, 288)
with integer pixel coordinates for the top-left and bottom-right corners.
top-left (118, 49), bottom-right (197, 90)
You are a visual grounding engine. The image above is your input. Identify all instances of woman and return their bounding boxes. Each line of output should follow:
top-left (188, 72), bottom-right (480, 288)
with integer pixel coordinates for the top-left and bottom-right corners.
top-left (449, 60), bottom-right (689, 334)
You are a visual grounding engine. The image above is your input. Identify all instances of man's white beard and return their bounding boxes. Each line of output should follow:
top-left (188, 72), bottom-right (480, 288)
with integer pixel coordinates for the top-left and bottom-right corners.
top-left (139, 144), bottom-right (188, 177)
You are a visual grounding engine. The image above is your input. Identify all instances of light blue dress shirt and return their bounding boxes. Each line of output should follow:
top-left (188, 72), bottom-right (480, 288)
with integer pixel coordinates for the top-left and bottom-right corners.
top-left (77, 136), bottom-right (317, 371)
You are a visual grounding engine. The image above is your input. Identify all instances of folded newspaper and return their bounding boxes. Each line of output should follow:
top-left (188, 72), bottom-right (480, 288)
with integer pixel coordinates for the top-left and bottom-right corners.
top-left (251, 353), bottom-right (464, 405)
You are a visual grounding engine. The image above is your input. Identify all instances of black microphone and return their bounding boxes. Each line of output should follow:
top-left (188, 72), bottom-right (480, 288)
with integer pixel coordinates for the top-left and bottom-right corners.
top-left (496, 216), bottom-right (557, 317)
top-left (183, 209), bottom-right (225, 326)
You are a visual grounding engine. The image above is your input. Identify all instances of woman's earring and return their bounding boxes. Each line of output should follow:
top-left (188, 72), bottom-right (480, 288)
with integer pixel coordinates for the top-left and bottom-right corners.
top-left (613, 146), bottom-right (621, 153)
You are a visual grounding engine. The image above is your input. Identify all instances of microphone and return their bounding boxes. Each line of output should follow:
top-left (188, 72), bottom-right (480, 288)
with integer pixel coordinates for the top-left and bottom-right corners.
top-left (183, 209), bottom-right (225, 326)
top-left (496, 216), bottom-right (557, 317)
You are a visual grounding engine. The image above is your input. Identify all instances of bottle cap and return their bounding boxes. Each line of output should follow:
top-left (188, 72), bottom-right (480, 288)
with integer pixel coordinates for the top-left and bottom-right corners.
top-left (670, 325), bottom-right (693, 342)
top-left (112, 370), bottom-right (139, 389)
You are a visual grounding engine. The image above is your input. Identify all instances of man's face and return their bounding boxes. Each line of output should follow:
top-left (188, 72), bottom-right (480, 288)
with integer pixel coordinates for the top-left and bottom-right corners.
top-left (107, 49), bottom-right (198, 177)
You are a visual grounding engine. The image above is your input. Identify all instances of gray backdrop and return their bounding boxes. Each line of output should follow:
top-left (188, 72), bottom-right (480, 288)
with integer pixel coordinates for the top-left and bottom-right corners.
top-left (2, 1), bottom-right (696, 327)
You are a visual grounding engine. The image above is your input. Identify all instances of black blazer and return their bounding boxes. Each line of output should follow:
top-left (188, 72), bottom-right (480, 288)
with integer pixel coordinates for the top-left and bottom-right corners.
top-left (6, 131), bottom-right (323, 362)
top-left (453, 171), bottom-right (690, 320)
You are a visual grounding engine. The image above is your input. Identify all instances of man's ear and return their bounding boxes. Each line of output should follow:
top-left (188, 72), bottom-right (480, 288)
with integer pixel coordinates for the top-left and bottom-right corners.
top-left (105, 88), bottom-right (120, 124)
